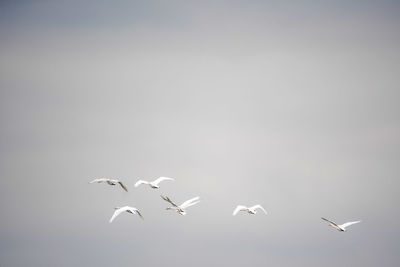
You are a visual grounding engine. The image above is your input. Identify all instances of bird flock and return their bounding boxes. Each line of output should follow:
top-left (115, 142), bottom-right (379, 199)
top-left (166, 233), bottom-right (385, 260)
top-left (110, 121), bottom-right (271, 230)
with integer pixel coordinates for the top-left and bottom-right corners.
top-left (89, 177), bottom-right (361, 232)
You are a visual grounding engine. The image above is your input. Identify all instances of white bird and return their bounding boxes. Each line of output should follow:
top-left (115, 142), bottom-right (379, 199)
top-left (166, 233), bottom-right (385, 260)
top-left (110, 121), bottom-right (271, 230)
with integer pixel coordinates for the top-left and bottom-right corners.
top-left (89, 178), bottom-right (128, 192)
top-left (161, 195), bottom-right (200, 215)
top-left (134, 177), bottom-right (174, 189)
top-left (321, 217), bottom-right (361, 232)
top-left (233, 205), bottom-right (268, 216)
top-left (109, 206), bottom-right (143, 223)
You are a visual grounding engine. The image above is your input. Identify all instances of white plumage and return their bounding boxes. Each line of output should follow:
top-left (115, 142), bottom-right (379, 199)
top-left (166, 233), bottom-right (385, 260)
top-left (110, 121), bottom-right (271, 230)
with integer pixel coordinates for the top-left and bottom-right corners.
top-left (134, 177), bottom-right (174, 189)
top-left (89, 178), bottom-right (128, 192)
top-left (109, 206), bottom-right (143, 223)
top-left (233, 205), bottom-right (267, 216)
top-left (321, 217), bottom-right (361, 232)
top-left (161, 195), bottom-right (200, 215)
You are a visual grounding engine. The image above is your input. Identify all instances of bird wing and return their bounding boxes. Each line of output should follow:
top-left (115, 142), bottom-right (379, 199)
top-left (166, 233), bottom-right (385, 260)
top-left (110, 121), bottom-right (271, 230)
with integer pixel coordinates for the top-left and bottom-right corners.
top-left (339, 220), bottom-right (361, 229)
top-left (118, 181), bottom-right (128, 192)
top-left (134, 180), bottom-right (149, 187)
top-left (161, 195), bottom-right (178, 207)
top-left (128, 207), bottom-right (144, 220)
top-left (109, 207), bottom-right (127, 223)
top-left (135, 210), bottom-right (144, 220)
top-left (153, 177), bottom-right (174, 186)
top-left (251, 204), bottom-right (267, 214)
top-left (89, 178), bottom-right (108, 183)
top-left (180, 197), bottom-right (200, 209)
top-left (183, 200), bottom-right (200, 209)
top-left (321, 217), bottom-right (339, 227)
top-left (233, 205), bottom-right (248, 215)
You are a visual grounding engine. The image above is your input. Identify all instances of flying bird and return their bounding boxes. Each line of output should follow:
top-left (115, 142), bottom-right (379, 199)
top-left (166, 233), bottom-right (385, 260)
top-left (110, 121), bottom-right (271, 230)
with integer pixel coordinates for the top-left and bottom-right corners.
top-left (233, 205), bottom-right (267, 216)
top-left (89, 178), bottom-right (128, 192)
top-left (135, 177), bottom-right (174, 189)
top-left (161, 195), bottom-right (200, 215)
top-left (321, 217), bottom-right (361, 232)
top-left (109, 206), bottom-right (143, 223)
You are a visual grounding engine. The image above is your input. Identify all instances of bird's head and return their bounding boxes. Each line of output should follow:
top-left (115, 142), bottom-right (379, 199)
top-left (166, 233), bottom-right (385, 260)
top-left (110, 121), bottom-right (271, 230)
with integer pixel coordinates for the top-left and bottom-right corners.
top-left (114, 207), bottom-right (121, 210)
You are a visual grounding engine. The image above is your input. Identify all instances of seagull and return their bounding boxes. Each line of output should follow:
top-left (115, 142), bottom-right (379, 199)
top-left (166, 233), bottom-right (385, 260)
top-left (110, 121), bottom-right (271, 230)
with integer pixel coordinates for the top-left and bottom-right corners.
top-left (161, 195), bottom-right (200, 215)
top-left (233, 205), bottom-right (267, 216)
top-left (321, 217), bottom-right (361, 232)
top-left (89, 178), bottom-right (128, 192)
top-left (134, 177), bottom-right (174, 189)
top-left (109, 206), bottom-right (143, 223)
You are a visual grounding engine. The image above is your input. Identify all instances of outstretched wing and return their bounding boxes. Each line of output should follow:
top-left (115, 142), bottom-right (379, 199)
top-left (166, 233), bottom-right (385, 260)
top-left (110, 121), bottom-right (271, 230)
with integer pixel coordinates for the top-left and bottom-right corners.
top-left (129, 208), bottom-right (144, 220)
top-left (89, 178), bottom-right (108, 183)
top-left (118, 181), bottom-right (128, 192)
top-left (233, 205), bottom-right (247, 215)
top-left (135, 210), bottom-right (144, 220)
top-left (321, 217), bottom-right (339, 227)
top-left (109, 208), bottom-right (126, 223)
top-left (183, 200), bottom-right (200, 209)
top-left (153, 177), bottom-right (174, 186)
top-left (134, 180), bottom-right (149, 187)
top-left (339, 220), bottom-right (361, 229)
top-left (161, 195), bottom-right (178, 207)
top-left (251, 204), bottom-right (267, 214)
top-left (180, 197), bottom-right (200, 209)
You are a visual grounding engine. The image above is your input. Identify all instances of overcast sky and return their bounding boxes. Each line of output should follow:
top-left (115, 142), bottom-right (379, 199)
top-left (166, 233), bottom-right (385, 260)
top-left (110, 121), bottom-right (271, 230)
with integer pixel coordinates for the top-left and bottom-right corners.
top-left (1, 1), bottom-right (399, 266)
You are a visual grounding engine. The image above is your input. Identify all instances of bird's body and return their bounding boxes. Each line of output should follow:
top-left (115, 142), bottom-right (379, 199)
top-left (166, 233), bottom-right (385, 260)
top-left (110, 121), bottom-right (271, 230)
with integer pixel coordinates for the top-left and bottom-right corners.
top-left (109, 206), bottom-right (143, 223)
top-left (321, 217), bottom-right (361, 232)
top-left (89, 178), bottom-right (128, 192)
top-left (135, 177), bottom-right (174, 189)
top-left (161, 195), bottom-right (200, 215)
top-left (233, 205), bottom-right (267, 216)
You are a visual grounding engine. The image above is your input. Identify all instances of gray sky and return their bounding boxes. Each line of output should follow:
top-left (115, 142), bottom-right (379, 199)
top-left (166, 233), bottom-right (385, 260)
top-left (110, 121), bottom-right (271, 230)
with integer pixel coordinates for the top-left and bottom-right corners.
top-left (1, 1), bottom-right (399, 266)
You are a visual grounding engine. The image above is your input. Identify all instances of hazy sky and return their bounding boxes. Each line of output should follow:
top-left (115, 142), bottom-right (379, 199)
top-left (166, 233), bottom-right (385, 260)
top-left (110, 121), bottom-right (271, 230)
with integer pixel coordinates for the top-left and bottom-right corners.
top-left (1, 1), bottom-right (399, 266)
